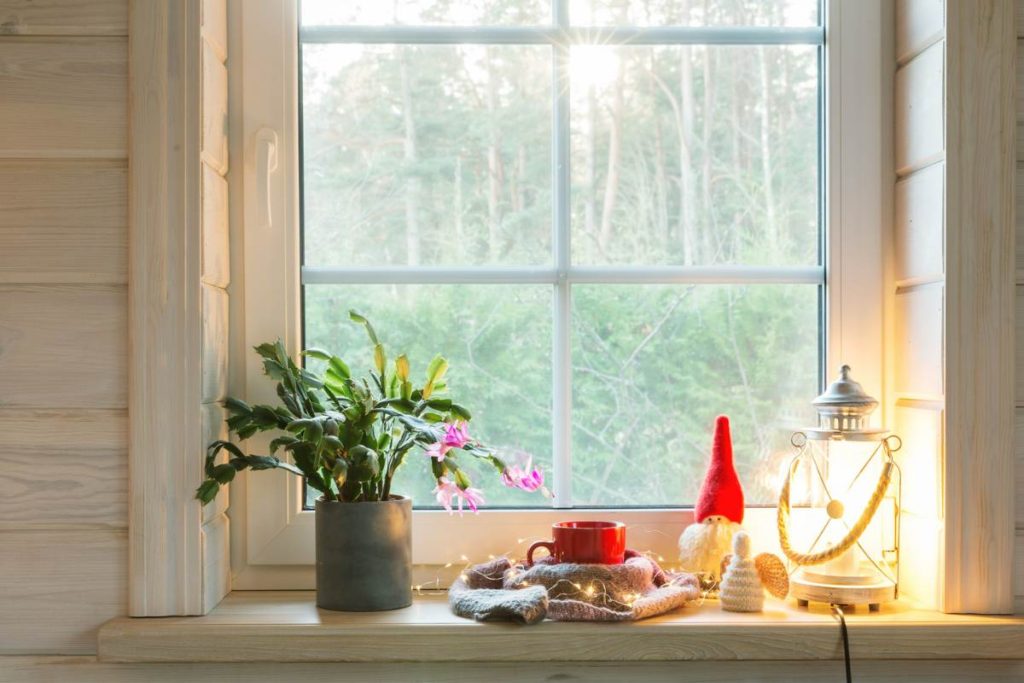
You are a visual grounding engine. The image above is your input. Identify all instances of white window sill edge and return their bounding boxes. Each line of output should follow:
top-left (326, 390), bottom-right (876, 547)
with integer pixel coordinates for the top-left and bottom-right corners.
top-left (97, 591), bottom-right (1024, 663)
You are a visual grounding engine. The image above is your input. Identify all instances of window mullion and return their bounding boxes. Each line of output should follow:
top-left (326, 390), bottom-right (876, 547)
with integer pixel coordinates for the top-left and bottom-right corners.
top-left (552, 0), bottom-right (572, 509)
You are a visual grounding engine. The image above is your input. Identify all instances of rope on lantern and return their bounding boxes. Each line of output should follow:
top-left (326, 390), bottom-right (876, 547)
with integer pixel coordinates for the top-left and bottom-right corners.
top-left (777, 458), bottom-right (893, 566)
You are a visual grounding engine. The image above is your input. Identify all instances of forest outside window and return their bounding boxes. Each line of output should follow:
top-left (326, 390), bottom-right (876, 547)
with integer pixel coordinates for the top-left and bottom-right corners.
top-left (297, 0), bottom-right (824, 510)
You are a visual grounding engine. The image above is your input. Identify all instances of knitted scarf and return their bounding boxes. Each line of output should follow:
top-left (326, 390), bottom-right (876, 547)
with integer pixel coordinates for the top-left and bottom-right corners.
top-left (449, 550), bottom-right (700, 624)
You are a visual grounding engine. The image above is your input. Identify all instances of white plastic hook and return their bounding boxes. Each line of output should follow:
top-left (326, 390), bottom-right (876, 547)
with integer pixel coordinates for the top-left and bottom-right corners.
top-left (254, 127), bottom-right (278, 229)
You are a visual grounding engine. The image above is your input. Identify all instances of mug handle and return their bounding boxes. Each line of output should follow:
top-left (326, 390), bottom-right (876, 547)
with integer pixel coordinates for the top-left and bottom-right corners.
top-left (526, 541), bottom-right (555, 567)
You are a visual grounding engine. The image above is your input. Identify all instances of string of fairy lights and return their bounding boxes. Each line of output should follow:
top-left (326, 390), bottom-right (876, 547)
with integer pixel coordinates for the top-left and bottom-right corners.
top-left (409, 532), bottom-right (711, 610)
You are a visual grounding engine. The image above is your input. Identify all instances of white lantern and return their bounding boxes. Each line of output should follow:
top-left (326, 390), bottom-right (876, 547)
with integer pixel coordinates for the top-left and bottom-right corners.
top-left (777, 366), bottom-right (901, 611)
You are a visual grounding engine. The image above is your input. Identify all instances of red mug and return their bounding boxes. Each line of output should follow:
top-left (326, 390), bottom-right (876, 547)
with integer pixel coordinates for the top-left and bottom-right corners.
top-left (526, 521), bottom-right (626, 566)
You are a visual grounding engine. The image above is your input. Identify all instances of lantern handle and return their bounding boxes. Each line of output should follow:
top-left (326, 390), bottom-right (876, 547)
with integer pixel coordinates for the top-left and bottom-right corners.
top-left (777, 458), bottom-right (894, 566)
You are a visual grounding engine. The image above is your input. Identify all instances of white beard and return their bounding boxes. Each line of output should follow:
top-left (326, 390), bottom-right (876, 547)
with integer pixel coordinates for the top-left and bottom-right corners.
top-left (678, 518), bottom-right (742, 580)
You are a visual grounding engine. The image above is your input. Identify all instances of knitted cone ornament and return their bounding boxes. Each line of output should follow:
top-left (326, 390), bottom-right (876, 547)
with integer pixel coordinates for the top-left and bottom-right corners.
top-left (719, 531), bottom-right (764, 612)
top-left (678, 415), bottom-right (745, 581)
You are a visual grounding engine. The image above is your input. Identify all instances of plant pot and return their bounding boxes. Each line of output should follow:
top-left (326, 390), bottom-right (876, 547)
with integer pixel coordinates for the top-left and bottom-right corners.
top-left (315, 495), bottom-right (412, 612)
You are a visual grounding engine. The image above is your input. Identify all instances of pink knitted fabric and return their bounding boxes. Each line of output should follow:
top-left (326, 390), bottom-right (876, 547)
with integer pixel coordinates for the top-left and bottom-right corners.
top-left (449, 550), bottom-right (700, 623)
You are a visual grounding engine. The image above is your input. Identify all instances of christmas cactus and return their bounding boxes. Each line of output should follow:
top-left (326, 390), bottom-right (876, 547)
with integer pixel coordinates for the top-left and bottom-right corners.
top-left (195, 311), bottom-right (543, 511)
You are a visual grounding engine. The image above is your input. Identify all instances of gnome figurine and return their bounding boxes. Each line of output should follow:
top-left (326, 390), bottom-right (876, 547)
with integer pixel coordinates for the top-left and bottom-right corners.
top-left (678, 415), bottom-right (744, 584)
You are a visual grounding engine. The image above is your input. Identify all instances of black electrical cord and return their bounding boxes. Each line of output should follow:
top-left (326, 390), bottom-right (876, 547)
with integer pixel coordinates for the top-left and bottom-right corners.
top-left (831, 604), bottom-right (853, 683)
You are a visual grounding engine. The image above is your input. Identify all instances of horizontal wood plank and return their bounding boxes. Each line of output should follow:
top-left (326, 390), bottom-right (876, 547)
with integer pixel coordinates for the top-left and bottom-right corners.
top-left (895, 0), bottom-right (945, 65)
top-left (894, 162), bottom-right (945, 283)
top-left (0, 160), bottom-right (126, 284)
top-left (1017, 286), bottom-right (1024, 400)
top-left (201, 403), bottom-right (229, 523)
top-left (202, 163), bottom-right (229, 288)
top-left (202, 284), bottom-right (228, 403)
top-left (201, 0), bottom-right (227, 63)
top-left (0, 529), bottom-right (126, 655)
top-left (0, 285), bottom-right (127, 409)
top-left (1017, 407), bottom-right (1024, 528)
top-left (895, 41), bottom-right (945, 176)
top-left (893, 283), bottom-right (944, 398)
top-left (893, 403), bottom-right (943, 519)
top-left (202, 513), bottom-right (231, 612)
top-left (0, 0), bottom-right (126, 36)
top-left (98, 592), bottom-right (1024, 664)
top-left (898, 512), bottom-right (943, 611)
top-left (1018, 162), bottom-right (1024, 274)
top-left (0, 408), bottom-right (126, 526)
top-left (4, 656), bottom-right (1024, 683)
top-left (0, 38), bottom-right (126, 158)
top-left (201, 42), bottom-right (228, 175)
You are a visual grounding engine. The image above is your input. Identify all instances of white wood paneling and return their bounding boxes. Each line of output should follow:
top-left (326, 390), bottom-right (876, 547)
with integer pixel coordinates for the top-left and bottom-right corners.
top-left (895, 0), bottom-right (945, 65)
top-left (894, 283), bottom-right (944, 398)
top-left (202, 164), bottom-right (230, 288)
top-left (1017, 530), bottom-right (1024, 599)
top-left (202, 402), bottom-right (229, 524)
top-left (1016, 288), bottom-right (1024, 399)
top-left (0, 409), bottom-right (126, 527)
top-left (899, 512), bottom-right (943, 610)
top-left (202, 284), bottom-right (229, 403)
top-left (0, 38), bottom-right (127, 158)
top-left (1016, 407), bottom-right (1024, 528)
top-left (894, 402), bottom-right (944, 519)
top-left (202, 513), bottom-right (230, 612)
top-left (5, 657), bottom-right (1024, 683)
top-left (944, 0), bottom-right (1017, 614)
top-left (895, 41), bottom-right (945, 176)
top-left (0, 160), bottom-right (126, 284)
top-left (1017, 162), bottom-right (1024, 272)
top-left (1017, 41), bottom-right (1024, 161)
top-left (201, 42), bottom-right (228, 175)
top-left (0, 530), bottom-right (126, 654)
top-left (201, 0), bottom-right (227, 63)
top-left (0, 285), bottom-right (126, 409)
top-left (894, 162), bottom-right (944, 284)
top-left (0, 0), bottom-right (127, 36)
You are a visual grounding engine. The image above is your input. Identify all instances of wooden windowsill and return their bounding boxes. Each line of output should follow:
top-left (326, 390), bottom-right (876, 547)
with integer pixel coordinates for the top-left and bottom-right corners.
top-left (97, 591), bottom-right (1024, 663)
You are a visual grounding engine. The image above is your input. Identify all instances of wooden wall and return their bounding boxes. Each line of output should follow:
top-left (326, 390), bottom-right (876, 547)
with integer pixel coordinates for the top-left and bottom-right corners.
top-left (892, 0), bottom-right (947, 611)
top-left (200, 0), bottom-right (233, 613)
top-left (0, 0), bottom-right (128, 655)
top-left (1016, 0), bottom-right (1024, 615)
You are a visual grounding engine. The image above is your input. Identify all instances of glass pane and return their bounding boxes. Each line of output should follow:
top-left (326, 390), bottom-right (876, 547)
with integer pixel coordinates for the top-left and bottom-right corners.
top-left (302, 44), bottom-right (552, 267)
top-left (304, 284), bottom-right (553, 508)
top-left (571, 284), bottom-right (818, 507)
top-left (569, 0), bottom-right (819, 26)
top-left (569, 45), bottom-right (818, 266)
top-left (302, 0), bottom-right (550, 26)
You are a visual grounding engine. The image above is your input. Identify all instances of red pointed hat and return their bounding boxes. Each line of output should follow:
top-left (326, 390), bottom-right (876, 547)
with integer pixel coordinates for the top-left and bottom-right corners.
top-left (693, 415), bottom-right (744, 524)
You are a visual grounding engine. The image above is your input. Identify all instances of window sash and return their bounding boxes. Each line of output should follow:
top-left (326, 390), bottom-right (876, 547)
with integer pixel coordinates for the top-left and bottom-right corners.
top-left (234, 0), bottom-right (887, 579)
top-left (298, 2), bottom-right (825, 508)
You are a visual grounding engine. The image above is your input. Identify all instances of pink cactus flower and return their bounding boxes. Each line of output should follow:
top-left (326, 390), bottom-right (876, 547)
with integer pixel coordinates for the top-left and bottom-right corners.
top-left (433, 477), bottom-right (485, 515)
top-left (424, 441), bottom-right (447, 462)
top-left (441, 421), bottom-right (471, 449)
top-left (424, 421), bottom-right (472, 462)
top-left (501, 457), bottom-right (545, 492)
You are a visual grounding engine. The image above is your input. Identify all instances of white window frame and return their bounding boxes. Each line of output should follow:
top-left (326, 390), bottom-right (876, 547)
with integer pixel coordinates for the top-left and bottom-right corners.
top-left (229, 0), bottom-right (885, 588)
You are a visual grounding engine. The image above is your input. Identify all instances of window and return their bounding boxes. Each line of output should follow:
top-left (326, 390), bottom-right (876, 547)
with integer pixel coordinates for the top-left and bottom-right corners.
top-left (236, 0), bottom-right (884, 576)
top-left (298, 0), bottom-right (823, 510)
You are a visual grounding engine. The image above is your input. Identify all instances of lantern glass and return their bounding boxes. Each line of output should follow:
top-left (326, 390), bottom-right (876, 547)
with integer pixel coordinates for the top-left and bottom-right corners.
top-left (778, 366), bottom-right (902, 610)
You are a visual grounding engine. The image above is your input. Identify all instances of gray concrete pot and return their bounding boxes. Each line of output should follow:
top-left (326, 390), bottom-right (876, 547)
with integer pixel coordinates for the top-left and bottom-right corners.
top-left (314, 495), bottom-right (412, 612)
